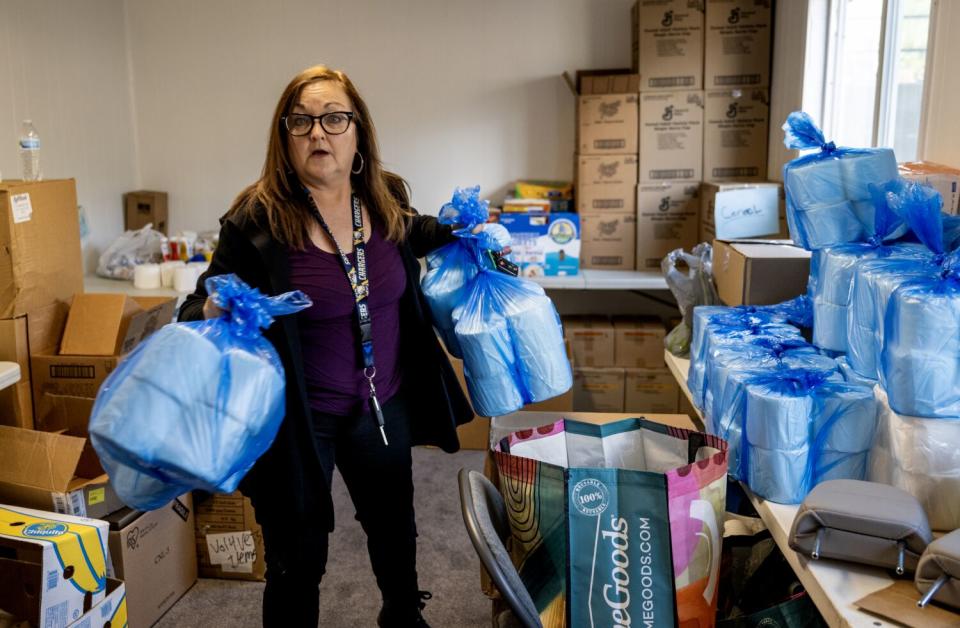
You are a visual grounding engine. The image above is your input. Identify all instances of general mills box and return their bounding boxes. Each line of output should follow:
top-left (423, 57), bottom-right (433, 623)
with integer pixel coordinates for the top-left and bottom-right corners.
top-left (705, 0), bottom-right (772, 88)
top-left (500, 212), bottom-right (580, 277)
top-left (580, 212), bottom-right (637, 270)
top-left (703, 88), bottom-right (769, 181)
top-left (614, 317), bottom-right (667, 368)
top-left (625, 368), bottom-right (680, 413)
top-left (576, 154), bottom-right (639, 213)
top-left (636, 182), bottom-right (700, 270)
top-left (632, 0), bottom-right (705, 91)
top-left (700, 181), bottom-right (780, 241)
top-left (639, 90), bottom-right (704, 182)
top-left (0, 504), bottom-right (111, 628)
top-left (573, 367), bottom-right (626, 412)
top-left (564, 316), bottom-right (616, 367)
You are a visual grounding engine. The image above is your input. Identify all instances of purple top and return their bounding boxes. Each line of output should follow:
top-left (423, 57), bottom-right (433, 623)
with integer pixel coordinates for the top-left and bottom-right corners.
top-left (288, 225), bottom-right (407, 416)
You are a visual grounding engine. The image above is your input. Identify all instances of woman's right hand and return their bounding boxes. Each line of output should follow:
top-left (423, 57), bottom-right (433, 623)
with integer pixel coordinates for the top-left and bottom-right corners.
top-left (202, 296), bottom-right (227, 320)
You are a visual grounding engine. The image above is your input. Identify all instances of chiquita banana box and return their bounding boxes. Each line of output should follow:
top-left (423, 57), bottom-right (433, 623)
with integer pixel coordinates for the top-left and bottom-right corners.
top-left (0, 504), bottom-right (112, 627)
top-left (69, 578), bottom-right (127, 628)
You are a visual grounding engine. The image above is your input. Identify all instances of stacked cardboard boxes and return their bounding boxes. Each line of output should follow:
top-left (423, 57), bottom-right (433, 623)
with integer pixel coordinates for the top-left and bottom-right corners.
top-left (572, 70), bottom-right (641, 270)
top-left (565, 316), bottom-right (677, 413)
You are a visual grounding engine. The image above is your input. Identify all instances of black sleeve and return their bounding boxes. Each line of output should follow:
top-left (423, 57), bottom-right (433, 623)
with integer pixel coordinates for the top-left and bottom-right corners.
top-left (177, 219), bottom-right (254, 322)
top-left (406, 209), bottom-right (456, 259)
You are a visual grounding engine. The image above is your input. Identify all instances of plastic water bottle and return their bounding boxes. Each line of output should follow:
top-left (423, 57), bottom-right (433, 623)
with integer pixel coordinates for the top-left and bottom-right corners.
top-left (19, 120), bottom-right (41, 181)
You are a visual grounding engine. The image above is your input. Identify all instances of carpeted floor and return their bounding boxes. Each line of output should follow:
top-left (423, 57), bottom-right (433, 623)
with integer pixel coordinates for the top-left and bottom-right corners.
top-left (156, 447), bottom-right (491, 627)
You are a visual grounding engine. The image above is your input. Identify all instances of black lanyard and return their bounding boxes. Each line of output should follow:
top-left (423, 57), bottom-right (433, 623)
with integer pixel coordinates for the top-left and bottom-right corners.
top-left (303, 188), bottom-right (388, 446)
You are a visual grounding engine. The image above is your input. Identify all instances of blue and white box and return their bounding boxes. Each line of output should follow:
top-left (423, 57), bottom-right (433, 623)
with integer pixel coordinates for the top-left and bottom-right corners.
top-left (499, 212), bottom-right (580, 277)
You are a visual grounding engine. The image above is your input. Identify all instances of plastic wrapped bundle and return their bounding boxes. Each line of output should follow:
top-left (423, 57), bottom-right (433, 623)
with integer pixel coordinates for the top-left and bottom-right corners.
top-left (453, 262), bottom-right (570, 417)
top-left (734, 370), bottom-right (878, 503)
top-left (662, 244), bottom-right (720, 357)
top-left (880, 184), bottom-right (960, 417)
top-left (90, 274), bottom-right (310, 510)
top-left (869, 388), bottom-right (960, 530)
top-left (422, 241), bottom-right (478, 357)
top-left (782, 111), bottom-right (899, 250)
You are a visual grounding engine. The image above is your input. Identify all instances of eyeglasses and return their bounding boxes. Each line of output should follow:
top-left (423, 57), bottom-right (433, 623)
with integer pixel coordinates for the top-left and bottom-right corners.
top-left (283, 111), bottom-right (355, 136)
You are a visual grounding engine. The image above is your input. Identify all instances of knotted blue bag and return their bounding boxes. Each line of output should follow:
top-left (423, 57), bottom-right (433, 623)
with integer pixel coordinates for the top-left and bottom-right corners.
top-left (881, 184), bottom-right (960, 417)
top-left (729, 369), bottom-right (877, 503)
top-left (811, 179), bottom-right (909, 352)
top-left (782, 111), bottom-right (900, 250)
top-left (90, 274), bottom-right (311, 510)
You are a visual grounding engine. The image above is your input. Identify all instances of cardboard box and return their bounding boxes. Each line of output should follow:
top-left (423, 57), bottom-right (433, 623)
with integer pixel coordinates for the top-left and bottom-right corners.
top-left (107, 496), bottom-right (198, 628)
top-left (31, 353), bottom-right (120, 421)
top-left (573, 367), bottom-right (626, 412)
top-left (704, 0), bottom-right (772, 88)
top-left (703, 88), bottom-right (769, 181)
top-left (570, 69), bottom-right (642, 96)
top-left (0, 425), bottom-right (123, 519)
top-left (639, 91), bottom-right (704, 182)
top-left (0, 180), bottom-right (83, 353)
top-left (0, 316), bottom-right (33, 429)
top-left (700, 181), bottom-right (781, 242)
top-left (64, 578), bottom-right (127, 628)
top-left (564, 316), bottom-right (616, 367)
top-left (632, 0), bottom-right (705, 91)
top-left (195, 491), bottom-right (266, 581)
top-left (614, 317), bottom-right (666, 368)
top-left (499, 212), bottom-right (580, 277)
top-left (636, 182), bottom-right (700, 269)
top-left (625, 368), bottom-right (680, 413)
top-left (60, 294), bottom-right (177, 356)
top-left (0, 504), bottom-right (111, 627)
top-left (580, 212), bottom-right (637, 270)
top-left (713, 239), bottom-right (811, 305)
top-left (899, 161), bottom-right (960, 215)
top-left (124, 190), bottom-right (168, 234)
top-left (578, 94), bottom-right (640, 155)
top-left (576, 154), bottom-right (639, 213)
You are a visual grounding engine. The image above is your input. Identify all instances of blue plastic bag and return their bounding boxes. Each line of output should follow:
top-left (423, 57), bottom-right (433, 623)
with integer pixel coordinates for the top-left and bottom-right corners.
top-left (782, 111), bottom-right (899, 250)
top-left (90, 274), bottom-right (311, 510)
top-left (422, 186), bottom-right (510, 358)
top-left (452, 261), bottom-right (570, 417)
top-left (811, 180), bottom-right (909, 352)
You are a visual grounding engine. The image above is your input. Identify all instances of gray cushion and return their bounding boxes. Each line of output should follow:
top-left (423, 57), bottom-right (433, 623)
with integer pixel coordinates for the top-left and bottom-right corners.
top-left (916, 529), bottom-right (960, 609)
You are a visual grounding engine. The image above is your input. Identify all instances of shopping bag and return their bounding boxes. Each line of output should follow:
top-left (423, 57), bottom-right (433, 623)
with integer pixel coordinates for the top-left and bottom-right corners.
top-left (90, 274), bottom-right (311, 510)
top-left (494, 418), bottom-right (728, 627)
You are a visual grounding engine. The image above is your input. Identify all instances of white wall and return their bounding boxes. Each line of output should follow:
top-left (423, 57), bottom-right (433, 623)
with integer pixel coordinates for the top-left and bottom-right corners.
top-left (123, 0), bottom-right (634, 233)
top-left (0, 0), bottom-right (139, 271)
top-left (920, 0), bottom-right (960, 167)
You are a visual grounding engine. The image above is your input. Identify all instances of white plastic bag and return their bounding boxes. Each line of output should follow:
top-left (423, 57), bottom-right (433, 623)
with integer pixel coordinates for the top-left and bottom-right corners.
top-left (96, 224), bottom-right (164, 279)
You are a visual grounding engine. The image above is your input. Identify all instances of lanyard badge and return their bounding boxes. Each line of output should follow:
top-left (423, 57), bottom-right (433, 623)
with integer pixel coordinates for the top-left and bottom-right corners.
top-left (304, 189), bottom-right (388, 446)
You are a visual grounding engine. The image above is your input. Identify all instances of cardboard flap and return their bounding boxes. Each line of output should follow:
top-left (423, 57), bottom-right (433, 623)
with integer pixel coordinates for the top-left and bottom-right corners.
top-left (0, 425), bottom-right (84, 491)
top-left (60, 293), bottom-right (143, 356)
top-left (120, 297), bottom-right (177, 355)
top-left (36, 393), bottom-right (95, 434)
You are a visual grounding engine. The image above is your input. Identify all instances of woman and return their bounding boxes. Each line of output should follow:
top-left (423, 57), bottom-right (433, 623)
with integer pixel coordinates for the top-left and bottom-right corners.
top-left (179, 65), bottom-right (474, 628)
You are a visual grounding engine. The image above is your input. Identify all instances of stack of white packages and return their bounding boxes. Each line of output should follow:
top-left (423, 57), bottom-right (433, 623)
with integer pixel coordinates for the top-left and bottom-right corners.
top-left (869, 388), bottom-right (960, 530)
top-left (782, 111), bottom-right (899, 251)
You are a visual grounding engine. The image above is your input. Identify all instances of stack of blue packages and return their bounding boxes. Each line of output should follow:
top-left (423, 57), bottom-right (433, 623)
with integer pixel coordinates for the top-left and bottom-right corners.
top-left (782, 111), bottom-right (900, 250)
top-left (688, 307), bottom-right (803, 410)
top-left (90, 275), bottom-right (311, 510)
top-left (881, 193), bottom-right (960, 417)
top-left (811, 181), bottom-right (908, 352)
top-left (736, 370), bottom-right (878, 503)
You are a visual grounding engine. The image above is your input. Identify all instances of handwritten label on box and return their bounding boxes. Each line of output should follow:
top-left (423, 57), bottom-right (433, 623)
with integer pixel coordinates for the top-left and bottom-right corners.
top-left (206, 531), bottom-right (256, 573)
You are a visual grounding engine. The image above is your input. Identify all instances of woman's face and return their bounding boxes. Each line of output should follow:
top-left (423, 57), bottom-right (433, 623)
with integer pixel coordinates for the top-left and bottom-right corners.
top-left (286, 81), bottom-right (358, 189)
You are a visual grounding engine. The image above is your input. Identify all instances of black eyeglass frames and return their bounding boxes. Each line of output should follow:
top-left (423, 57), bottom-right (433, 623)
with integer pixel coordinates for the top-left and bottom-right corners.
top-left (282, 111), bottom-right (355, 136)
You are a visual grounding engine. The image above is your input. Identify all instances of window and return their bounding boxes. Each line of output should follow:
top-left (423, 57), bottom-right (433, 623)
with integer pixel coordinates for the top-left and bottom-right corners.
top-left (820, 0), bottom-right (932, 160)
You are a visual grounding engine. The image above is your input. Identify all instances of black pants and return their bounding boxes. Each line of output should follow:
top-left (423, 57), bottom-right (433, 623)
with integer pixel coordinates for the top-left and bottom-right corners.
top-left (255, 393), bottom-right (419, 627)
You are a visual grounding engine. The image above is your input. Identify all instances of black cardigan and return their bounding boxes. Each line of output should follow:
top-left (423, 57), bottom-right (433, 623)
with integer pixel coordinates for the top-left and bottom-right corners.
top-left (178, 207), bottom-right (474, 529)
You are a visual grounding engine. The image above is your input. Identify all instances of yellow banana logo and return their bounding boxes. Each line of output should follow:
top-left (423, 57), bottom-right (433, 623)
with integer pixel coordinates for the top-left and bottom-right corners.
top-left (108, 593), bottom-right (128, 627)
top-left (0, 506), bottom-right (107, 594)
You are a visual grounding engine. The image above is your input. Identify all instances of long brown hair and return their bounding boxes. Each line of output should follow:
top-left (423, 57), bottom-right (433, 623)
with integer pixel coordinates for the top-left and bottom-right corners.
top-left (228, 65), bottom-right (413, 247)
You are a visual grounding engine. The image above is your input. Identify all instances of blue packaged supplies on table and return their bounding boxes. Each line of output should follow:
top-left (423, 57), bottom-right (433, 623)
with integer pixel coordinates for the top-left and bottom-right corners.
top-left (880, 184), bottom-right (960, 417)
top-left (811, 181), bottom-right (909, 352)
top-left (452, 259), bottom-right (571, 417)
top-left (89, 274), bottom-right (311, 510)
top-left (782, 111), bottom-right (900, 250)
top-left (734, 370), bottom-right (877, 503)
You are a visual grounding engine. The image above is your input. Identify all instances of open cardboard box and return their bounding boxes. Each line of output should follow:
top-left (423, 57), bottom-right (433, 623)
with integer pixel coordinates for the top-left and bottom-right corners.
top-left (0, 423), bottom-right (123, 519)
top-left (31, 293), bottom-right (177, 421)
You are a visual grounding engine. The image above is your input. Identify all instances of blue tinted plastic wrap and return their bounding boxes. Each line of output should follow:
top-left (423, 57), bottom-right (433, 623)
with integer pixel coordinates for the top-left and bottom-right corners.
top-left (89, 274), bottom-right (311, 510)
top-left (811, 181), bottom-right (908, 351)
top-left (452, 264), bottom-right (571, 417)
top-left (732, 369), bottom-right (877, 503)
top-left (782, 111), bottom-right (899, 250)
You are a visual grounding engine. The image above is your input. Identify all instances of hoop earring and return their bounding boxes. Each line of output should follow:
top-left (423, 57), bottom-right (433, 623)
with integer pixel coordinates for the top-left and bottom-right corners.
top-left (351, 152), bottom-right (365, 175)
